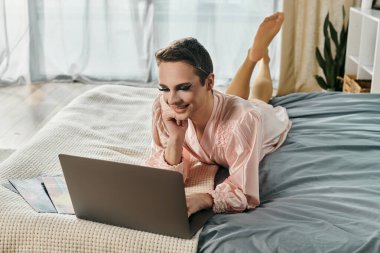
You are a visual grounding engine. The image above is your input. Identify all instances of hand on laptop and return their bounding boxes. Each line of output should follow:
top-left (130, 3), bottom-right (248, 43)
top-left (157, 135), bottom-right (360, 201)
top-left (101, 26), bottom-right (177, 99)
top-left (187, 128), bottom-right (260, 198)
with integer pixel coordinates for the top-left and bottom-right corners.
top-left (186, 193), bottom-right (213, 217)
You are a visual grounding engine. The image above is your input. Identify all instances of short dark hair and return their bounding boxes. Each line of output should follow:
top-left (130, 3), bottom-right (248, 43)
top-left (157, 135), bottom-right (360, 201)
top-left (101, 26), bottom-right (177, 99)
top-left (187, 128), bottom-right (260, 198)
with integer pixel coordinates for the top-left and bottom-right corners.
top-left (155, 37), bottom-right (213, 85)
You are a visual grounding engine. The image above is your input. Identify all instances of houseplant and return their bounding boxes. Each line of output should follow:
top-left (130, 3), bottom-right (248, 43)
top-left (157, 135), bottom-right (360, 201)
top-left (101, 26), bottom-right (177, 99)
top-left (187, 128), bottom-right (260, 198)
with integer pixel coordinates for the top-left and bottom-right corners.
top-left (315, 6), bottom-right (348, 91)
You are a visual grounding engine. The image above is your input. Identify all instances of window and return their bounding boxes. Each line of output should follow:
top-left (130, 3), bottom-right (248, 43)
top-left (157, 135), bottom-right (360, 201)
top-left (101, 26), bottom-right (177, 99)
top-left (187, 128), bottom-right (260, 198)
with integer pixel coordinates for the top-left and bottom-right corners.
top-left (153, 0), bottom-right (281, 86)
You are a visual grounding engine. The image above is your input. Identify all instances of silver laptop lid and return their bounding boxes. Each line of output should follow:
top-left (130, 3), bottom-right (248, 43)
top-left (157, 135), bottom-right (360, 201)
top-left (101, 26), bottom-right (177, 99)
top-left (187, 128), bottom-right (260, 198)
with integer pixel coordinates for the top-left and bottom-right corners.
top-left (59, 154), bottom-right (194, 238)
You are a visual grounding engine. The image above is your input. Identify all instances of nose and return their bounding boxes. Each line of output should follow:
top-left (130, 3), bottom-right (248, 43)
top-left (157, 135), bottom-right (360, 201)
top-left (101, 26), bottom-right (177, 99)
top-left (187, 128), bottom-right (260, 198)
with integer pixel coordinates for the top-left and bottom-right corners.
top-left (167, 90), bottom-right (180, 105)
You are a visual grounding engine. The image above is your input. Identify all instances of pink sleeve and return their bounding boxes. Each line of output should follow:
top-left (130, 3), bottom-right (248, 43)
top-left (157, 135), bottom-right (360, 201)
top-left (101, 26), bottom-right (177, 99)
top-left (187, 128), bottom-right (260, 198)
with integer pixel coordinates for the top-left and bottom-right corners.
top-left (144, 96), bottom-right (189, 180)
top-left (209, 110), bottom-right (264, 213)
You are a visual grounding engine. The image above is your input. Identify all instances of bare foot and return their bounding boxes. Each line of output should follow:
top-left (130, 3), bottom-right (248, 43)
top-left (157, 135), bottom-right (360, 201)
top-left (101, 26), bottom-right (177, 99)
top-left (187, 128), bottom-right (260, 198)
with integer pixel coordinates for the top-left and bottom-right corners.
top-left (249, 12), bottom-right (284, 62)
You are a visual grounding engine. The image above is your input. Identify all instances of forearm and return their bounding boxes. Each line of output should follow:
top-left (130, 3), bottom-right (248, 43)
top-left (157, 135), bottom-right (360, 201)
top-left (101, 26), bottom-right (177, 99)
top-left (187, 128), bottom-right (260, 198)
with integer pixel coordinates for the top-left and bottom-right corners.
top-left (164, 136), bottom-right (184, 165)
top-left (202, 193), bottom-right (213, 209)
top-left (187, 193), bottom-right (214, 216)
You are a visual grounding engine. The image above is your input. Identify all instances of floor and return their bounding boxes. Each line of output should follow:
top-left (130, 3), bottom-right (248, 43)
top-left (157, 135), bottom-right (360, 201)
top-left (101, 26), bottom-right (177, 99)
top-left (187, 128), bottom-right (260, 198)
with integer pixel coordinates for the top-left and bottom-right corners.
top-left (0, 83), bottom-right (95, 150)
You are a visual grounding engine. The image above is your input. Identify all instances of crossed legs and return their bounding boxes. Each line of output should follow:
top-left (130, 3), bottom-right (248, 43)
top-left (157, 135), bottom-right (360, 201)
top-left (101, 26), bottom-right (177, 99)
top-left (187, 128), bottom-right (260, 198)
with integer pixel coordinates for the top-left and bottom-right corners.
top-left (226, 12), bottom-right (284, 103)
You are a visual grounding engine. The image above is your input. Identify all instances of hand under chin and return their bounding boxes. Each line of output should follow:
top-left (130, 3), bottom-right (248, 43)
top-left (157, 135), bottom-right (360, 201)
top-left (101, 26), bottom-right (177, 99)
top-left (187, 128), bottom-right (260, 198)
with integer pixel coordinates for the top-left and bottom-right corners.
top-left (174, 113), bottom-right (190, 121)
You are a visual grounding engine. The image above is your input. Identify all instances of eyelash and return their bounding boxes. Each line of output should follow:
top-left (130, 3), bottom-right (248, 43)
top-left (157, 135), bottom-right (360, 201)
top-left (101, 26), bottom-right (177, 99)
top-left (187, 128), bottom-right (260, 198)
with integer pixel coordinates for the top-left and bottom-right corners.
top-left (158, 85), bottom-right (191, 92)
top-left (158, 87), bottom-right (169, 92)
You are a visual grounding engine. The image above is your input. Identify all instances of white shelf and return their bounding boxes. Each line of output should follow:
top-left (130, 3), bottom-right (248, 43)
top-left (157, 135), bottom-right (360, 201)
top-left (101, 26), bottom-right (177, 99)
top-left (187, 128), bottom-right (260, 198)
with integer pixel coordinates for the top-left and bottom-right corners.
top-left (345, 7), bottom-right (380, 93)
top-left (349, 55), bottom-right (359, 64)
top-left (362, 65), bottom-right (374, 75)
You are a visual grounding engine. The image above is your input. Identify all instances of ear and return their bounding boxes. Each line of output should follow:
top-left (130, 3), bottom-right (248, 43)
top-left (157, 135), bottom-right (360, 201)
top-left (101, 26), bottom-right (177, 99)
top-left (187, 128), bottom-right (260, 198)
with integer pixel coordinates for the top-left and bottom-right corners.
top-left (206, 73), bottom-right (215, 91)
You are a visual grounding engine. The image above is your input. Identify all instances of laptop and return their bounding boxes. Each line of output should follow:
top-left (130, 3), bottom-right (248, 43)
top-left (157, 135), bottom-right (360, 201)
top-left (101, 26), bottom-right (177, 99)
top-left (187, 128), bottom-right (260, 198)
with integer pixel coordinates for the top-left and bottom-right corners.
top-left (58, 154), bottom-right (214, 239)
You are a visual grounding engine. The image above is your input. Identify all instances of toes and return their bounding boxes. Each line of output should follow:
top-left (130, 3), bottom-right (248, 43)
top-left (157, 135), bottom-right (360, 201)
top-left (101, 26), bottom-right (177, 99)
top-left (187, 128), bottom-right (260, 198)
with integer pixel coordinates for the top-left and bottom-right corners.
top-left (275, 12), bottom-right (285, 22)
top-left (264, 12), bottom-right (284, 23)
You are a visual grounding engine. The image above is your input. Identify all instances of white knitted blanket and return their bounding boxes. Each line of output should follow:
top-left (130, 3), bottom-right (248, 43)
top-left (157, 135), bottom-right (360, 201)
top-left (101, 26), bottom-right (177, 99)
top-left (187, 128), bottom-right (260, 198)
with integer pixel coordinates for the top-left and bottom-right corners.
top-left (0, 84), bottom-right (217, 253)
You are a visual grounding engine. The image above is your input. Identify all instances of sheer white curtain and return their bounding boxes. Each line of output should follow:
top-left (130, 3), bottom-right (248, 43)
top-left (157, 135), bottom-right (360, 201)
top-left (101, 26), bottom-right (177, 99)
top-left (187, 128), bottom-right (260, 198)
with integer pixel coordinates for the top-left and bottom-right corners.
top-left (29, 0), bottom-right (153, 83)
top-left (0, 0), bottom-right (153, 85)
top-left (153, 0), bottom-right (280, 86)
top-left (0, 0), bottom-right (279, 86)
top-left (0, 0), bottom-right (30, 85)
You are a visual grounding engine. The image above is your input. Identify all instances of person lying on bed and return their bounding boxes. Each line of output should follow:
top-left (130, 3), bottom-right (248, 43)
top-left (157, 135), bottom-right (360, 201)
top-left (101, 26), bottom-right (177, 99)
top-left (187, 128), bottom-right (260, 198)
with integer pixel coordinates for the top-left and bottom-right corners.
top-left (146, 12), bottom-right (291, 216)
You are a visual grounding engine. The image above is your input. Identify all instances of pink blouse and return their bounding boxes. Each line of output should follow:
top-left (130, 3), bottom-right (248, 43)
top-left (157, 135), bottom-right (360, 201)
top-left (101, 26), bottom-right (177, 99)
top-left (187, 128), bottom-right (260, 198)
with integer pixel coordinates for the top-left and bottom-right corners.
top-left (145, 89), bottom-right (291, 213)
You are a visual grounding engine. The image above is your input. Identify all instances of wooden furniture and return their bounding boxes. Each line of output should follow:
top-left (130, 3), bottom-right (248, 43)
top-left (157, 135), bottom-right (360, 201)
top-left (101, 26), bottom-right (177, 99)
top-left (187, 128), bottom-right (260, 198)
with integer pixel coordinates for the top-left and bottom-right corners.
top-left (345, 7), bottom-right (380, 93)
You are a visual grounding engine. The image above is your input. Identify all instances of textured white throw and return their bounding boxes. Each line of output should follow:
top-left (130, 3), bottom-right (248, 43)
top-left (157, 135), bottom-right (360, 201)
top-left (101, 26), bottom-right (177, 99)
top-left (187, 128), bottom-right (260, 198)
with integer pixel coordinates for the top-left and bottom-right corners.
top-left (0, 85), bottom-right (217, 253)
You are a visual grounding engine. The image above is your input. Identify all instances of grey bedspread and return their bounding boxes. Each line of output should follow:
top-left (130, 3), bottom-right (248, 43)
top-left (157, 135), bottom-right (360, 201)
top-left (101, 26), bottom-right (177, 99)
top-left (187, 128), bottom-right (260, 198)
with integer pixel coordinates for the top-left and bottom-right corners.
top-left (199, 92), bottom-right (380, 253)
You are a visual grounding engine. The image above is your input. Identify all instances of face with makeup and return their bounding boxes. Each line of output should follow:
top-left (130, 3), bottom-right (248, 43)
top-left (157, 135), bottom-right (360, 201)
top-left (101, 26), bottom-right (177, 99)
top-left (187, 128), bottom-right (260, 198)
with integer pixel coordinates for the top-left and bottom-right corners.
top-left (158, 61), bottom-right (214, 122)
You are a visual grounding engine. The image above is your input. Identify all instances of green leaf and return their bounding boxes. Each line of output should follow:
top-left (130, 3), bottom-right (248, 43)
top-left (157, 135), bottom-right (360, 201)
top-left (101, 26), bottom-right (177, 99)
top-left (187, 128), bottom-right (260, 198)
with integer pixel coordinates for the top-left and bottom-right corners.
top-left (326, 63), bottom-right (335, 89)
top-left (329, 21), bottom-right (339, 48)
top-left (316, 48), bottom-right (328, 81)
top-left (339, 24), bottom-right (348, 47)
top-left (324, 36), bottom-right (333, 69)
top-left (315, 6), bottom-right (348, 92)
top-left (338, 24), bottom-right (348, 79)
top-left (337, 43), bottom-right (347, 75)
top-left (335, 76), bottom-right (344, 91)
top-left (342, 6), bottom-right (346, 20)
top-left (315, 48), bottom-right (326, 68)
top-left (323, 13), bottom-right (332, 65)
top-left (315, 75), bottom-right (328, 89)
top-left (323, 13), bottom-right (329, 37)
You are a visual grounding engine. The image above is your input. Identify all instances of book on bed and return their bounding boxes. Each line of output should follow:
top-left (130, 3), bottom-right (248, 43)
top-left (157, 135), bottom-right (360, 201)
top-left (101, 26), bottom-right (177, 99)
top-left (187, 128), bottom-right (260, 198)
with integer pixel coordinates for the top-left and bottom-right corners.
top-left (4, 175), bottom-right (74, 214)
top-left (8, 176), bottom-right (57, 213)
top-left (42, 175), bottom-right (74, 214)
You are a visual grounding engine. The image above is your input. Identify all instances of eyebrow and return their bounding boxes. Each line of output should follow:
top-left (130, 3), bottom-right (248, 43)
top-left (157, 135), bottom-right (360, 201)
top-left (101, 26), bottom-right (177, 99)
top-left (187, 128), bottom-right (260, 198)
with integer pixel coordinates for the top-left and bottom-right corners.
top-left (158, 82), bottom-right (192, 88)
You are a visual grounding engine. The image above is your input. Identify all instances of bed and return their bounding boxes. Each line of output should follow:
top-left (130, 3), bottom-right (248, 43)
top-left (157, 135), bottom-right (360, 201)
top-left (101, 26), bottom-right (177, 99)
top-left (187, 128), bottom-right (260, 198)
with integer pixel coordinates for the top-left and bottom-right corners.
top-left (1, 85), bottom-right (380, 252)
top-left (199, 92), bottom-right (380, 252)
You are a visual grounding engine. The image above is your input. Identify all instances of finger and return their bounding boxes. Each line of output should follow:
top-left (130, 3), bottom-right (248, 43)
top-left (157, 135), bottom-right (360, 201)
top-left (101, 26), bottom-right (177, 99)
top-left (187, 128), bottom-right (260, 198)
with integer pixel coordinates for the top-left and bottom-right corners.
top-left (186, 202), bottom-right (191, 217)
top-left (162, 105), bottom-right (177, 120)
top-left (187, 207), bottom-right (194, 217)
top-left (162, 111), bottom-right (176, 122)
top-left (186, 196), bottom-right (191, 217)
top-left (182, 119), bottom-right (189, 128)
